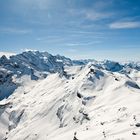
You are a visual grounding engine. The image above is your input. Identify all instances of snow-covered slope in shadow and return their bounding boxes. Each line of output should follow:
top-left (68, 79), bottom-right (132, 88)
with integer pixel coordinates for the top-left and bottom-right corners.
top-left (0, 51), bottom-right (71, 100)
top-left (0, 51), bottom-right (140, 140)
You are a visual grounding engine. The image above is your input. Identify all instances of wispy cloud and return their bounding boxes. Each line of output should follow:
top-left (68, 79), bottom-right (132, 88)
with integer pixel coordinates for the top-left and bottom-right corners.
top-left (0, 27), bottom-right (31, 34)
top-left (85, 11), bottom-right (113, 21)
top-left (67, 49), bottom-right (77, 53)
top-left (15, 0), bottom-right (49, 10)
top-left (109, 21), bottom-right (140, 29)
top-left (69, 9), bottom-right (113, 21)
top-left (66, 41), bottom-right (101, 47)
top-left (93, 0), bottom-right (114, 10)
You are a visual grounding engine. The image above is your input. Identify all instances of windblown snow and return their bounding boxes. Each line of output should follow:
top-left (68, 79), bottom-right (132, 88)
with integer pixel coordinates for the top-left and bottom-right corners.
top-left (0, 51), bottom-right (140, 140)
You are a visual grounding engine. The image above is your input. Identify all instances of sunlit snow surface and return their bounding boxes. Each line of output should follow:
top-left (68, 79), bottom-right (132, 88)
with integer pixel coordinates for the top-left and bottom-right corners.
top-left (0, 52), bottom-right (15, 58)
top-left (0, 51), bottom-right (140, 140)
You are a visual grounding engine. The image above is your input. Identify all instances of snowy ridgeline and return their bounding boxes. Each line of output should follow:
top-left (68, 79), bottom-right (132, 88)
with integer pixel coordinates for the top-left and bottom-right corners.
top-left (0, 51), bottom-right (140, 140)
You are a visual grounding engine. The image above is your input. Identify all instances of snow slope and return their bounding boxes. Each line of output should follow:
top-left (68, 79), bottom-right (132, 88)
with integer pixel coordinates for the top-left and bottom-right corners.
top-left (0, 51), bottom-right (140, 140)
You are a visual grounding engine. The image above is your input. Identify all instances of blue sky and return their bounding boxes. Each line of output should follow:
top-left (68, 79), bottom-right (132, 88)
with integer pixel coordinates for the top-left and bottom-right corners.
top-left (0, 0), bottom-right (140, 61)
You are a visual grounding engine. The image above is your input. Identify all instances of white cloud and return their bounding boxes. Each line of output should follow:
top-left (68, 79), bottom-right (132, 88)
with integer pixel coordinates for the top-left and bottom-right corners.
top-left (69, 9), bottom-right (113, 21)
top-left (66, 41), bottom-right (101, 47)
top-left (66, 43), bottom-right (80, 46)
top-left (0, 27), bottom-right (31, 34)
top-left (109, 21), bottom-right (140, 29)
top-left (86, 11), bottom-right (112, 21)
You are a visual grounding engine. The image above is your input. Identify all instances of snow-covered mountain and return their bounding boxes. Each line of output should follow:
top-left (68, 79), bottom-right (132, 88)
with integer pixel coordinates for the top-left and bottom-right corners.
top-left (0, 52), bottom-right (15, 58)
top-left (0, 51), bottom-right (140, 140)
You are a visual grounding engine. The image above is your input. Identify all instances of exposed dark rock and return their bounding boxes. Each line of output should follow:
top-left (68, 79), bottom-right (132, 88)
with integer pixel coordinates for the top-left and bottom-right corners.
top-left (125, 81), bottom-right (140, 89)
top-left (132, 132), bottom-right (137, 135)
top-left (73, 132), bottom-right (78, 140)
top-left (135, 123), bottom-right (140, 127)
top-left (100, 122), bottom-right (105, 125)
top-left (8, 109), bottom-right (25, 131)
top-left (77, 92), bottom-right (83, 98)
top-left (115, 78), bottom-right (119, 81)
top-left (103, 131), bottom-right (106, 138)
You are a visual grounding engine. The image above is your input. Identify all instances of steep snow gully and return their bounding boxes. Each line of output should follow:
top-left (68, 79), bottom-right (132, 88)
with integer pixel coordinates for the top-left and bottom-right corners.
top-left (0, 51), bottom-right (140, 140)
